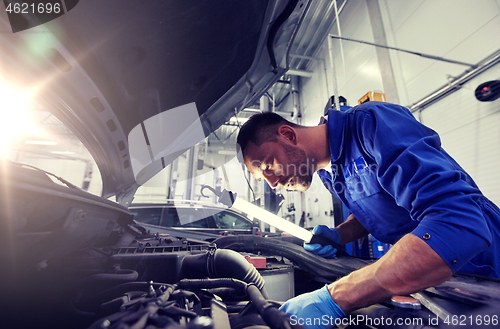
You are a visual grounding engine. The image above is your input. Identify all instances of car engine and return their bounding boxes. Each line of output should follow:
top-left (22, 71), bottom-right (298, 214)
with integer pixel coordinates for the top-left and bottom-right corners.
top-left (0, 160), bottom-right (303, 329)
top-left (2, 160), bottom-right (500, 329)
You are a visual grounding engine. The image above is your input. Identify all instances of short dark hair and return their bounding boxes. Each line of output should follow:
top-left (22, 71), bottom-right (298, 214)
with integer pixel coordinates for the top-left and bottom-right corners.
top-left (236, 112), bottom-right (299, 157)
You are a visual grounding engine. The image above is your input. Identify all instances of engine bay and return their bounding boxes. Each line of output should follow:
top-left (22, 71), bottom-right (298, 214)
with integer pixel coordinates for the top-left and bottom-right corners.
top-left (1, 160), bottom-right (500, 329)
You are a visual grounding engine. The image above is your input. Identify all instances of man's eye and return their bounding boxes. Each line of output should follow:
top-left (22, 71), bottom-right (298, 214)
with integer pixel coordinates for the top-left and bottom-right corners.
top-left (263, 164), bottom-right (270, 171)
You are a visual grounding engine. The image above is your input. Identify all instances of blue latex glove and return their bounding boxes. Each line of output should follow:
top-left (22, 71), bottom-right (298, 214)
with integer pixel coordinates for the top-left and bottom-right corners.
top-left (279, 285), bottom-right (346, 329)
top-left (303, 225), bottom-right (341, 258)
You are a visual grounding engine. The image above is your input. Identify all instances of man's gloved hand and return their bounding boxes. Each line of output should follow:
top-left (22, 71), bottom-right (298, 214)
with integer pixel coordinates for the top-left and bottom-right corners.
top-left (279, 285), bottom-right (346, 329)
top-left (303, 225), bottom-right (341, 258)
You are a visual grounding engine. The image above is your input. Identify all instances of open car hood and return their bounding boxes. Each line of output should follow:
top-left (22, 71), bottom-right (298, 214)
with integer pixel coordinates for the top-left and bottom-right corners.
top-left (0, 0), bottom-right (309, 204)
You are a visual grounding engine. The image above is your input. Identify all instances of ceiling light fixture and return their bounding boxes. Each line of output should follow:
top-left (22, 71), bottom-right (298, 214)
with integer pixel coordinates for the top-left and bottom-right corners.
top-left (217, 150), bottom-right (236, 155)
top-left (50, 150), bottom-right (75, 155)
top-left (25, 140), bottom-right (58, 145)
top-left (228, 117), bottom-right (249, 124)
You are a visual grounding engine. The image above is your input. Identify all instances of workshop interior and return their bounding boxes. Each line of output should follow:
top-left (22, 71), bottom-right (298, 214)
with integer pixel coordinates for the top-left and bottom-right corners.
top-left (1, 0), bottom-right (500, 328)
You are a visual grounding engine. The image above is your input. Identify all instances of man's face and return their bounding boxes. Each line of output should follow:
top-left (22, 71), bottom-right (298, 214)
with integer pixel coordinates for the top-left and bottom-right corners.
top-left (243, 140), bottom-right (314, 192)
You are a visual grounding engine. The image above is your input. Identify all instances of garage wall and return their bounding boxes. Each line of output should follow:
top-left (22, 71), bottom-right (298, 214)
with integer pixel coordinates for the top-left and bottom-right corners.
top-left (419, 65), bottom-right (500, 203)
top-left (296, 0), bottom-right (500, 226)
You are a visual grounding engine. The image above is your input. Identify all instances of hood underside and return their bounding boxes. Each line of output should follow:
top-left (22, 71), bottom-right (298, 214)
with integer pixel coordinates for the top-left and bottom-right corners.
top-left (0, 0), bottom-right (309, 204)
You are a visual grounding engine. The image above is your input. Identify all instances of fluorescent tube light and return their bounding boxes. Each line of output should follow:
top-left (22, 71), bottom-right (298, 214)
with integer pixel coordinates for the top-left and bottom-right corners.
top-left (25, 140), bottom-right (58, 145)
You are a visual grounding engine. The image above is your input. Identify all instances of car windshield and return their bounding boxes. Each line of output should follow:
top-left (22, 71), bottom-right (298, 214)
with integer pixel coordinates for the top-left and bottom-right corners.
top-left (130, 206), bottom-right (253, 230)
top-left (129, 208), bottom-right (162, 225)
top-left (213, 211), bottom-right (252, 230)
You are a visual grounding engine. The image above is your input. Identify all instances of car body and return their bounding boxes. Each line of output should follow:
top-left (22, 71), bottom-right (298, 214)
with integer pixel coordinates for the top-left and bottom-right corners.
top-left (1, 1), bottom-right (500, 329)
top-left (1, 1), bottom-right (314, 328)
top-left (0, 0), bottom-right (309, 205)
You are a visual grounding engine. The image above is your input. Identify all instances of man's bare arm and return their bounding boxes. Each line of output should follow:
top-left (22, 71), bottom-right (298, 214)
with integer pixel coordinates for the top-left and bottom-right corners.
top-left (328, 233), bottom-right (453, 313)
top-left (335, 214), bottom-right (369, 244)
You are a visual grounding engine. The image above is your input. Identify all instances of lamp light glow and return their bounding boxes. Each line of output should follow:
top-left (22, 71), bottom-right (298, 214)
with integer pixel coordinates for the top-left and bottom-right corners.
top-left (232, 197), bottom-right (313, 242)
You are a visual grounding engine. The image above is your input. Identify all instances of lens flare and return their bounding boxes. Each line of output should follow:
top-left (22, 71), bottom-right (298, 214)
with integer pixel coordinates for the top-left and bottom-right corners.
top-left (0, 80), bottom-right (41, 156)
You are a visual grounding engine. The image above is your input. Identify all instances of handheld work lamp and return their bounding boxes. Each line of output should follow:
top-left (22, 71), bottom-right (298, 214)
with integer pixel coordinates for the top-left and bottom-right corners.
top-left (200, 185), bottom-right (341, 247)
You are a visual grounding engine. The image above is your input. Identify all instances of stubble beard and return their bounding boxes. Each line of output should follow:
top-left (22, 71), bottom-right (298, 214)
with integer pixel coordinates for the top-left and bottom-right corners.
top-left (281, 143), bottom-right (314, 191)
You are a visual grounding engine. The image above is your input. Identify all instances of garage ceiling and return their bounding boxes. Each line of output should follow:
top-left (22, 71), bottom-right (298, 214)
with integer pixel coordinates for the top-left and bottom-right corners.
top-left (212, 0), bottom-right (348, 147)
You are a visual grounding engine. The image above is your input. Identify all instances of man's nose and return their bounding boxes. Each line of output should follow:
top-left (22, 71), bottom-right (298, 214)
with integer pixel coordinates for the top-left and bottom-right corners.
top-left (264, 173), bottom-right (280, 189)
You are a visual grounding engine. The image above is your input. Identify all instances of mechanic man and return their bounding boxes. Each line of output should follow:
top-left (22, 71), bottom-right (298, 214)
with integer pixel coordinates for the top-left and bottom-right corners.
top-left (236, 101), bottom-right (500, 328)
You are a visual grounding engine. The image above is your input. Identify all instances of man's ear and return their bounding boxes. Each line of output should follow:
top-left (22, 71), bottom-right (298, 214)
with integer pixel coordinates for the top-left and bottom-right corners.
top-left (278, 125), bottom-right (297, 144)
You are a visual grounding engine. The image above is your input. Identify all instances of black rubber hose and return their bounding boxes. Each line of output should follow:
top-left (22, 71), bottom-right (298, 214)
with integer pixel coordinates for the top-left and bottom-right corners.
top-left (81, 269), bottom-right (139, 285)
top-left (178, 279), bottom-right (299, 329)
top-left (211, 249), bottom-right (268, 299)
top-left (181, 248), bottom-right (269, 299)
top-left (204, 288), bottom-right (247, 301)
top-left (247, 284), bottom-right (294, 329)
top-left (178, 278), bottom-right (247, 292)
top-left (75, 269), bottom-right (141, 306)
